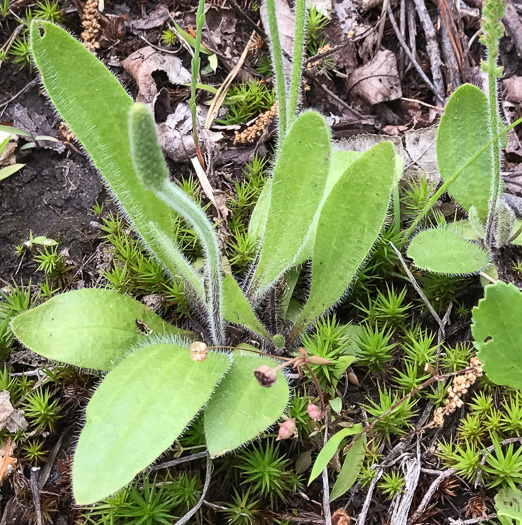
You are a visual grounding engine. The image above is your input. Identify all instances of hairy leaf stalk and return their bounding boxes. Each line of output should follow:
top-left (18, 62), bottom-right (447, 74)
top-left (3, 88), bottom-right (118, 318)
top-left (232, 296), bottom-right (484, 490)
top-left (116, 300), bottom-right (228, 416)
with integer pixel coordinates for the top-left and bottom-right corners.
top-left (481, 0), bottom-right (507, 246)
top-left (190, 0), bottom-right (206, 168)
top-left (128, 103), bottom-right (224, 346)
top-left (265, 0), bottom-right (287, 145)
top-left (287, 0), bottom-right (306, 129)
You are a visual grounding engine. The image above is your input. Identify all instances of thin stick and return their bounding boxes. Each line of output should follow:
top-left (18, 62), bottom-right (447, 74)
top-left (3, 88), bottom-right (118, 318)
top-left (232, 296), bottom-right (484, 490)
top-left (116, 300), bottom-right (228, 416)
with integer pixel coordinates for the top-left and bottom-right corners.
top-left (175, 456), bottom-right (213, 525)
top-left (303, 362), bottom-right (327, 418)
top-left (150, 451), bottom-right (208, 471)
top-left (389, 242), bottom-right (444, 333)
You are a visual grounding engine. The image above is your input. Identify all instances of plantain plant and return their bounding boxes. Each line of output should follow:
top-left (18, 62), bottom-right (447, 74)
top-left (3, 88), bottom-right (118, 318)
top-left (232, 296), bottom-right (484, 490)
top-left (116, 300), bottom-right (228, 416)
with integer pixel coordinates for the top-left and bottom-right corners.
top-left (10, 3), bottom-right (398, 505)
top-left (405, 0), bottom-right (522, 276)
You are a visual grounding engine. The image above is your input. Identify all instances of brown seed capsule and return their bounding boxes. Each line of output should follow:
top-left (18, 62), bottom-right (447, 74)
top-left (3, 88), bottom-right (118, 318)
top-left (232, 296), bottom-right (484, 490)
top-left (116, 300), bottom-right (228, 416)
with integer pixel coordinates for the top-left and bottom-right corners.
top-left (308, 355), bottom-right (331, 365)
top-left (276, 419), bottom-right (296, 441)
top-left (189, 341), bottom-right (208, 362)
top-left (253, 365), bottom-right (277, 387)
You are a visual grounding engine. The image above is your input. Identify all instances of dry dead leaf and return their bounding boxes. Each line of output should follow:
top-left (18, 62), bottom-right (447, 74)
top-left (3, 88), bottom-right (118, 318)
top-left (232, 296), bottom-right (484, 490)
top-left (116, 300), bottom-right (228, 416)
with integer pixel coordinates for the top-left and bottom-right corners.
top-left (5, 409), bottom-right (28, 433)
top-left (122, 46), bottom-right (191, 103)
top-left (335, 125), bottom-right (439, 184)
top-left (0, 391), bottom-right (14, 431)
top-left (0, 439), bottom-right (17, 485)
top-left (126, 4), bottom-right (168, 31)
top-left (0, 132), bottom-right (18, 167)
top-left (347, 49), bottom-right (402, 105)
top-left (332, 509), bottom-right (350, 525)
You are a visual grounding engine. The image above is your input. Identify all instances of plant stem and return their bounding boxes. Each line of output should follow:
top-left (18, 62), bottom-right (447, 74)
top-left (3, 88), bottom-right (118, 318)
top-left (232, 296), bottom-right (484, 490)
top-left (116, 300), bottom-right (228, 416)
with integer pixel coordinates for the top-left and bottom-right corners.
top-left (287, 0), bottom-right (306, 129)
top-left (265, 0), bottom-right (287, 146)
top-left (190, 0), bottom-right (206, 169)
top-left (402, 116), bottom-right (522, 240)
top-left (156, 180), bottom-right (224, 346)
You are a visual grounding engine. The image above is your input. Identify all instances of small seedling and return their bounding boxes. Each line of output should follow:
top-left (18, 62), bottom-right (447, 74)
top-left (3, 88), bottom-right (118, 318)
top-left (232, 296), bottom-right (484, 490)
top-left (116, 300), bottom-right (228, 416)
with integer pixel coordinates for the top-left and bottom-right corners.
top-left (23, 388), bottom-right (61, 431)
top-left (378, 471), bottom-right (405, 500)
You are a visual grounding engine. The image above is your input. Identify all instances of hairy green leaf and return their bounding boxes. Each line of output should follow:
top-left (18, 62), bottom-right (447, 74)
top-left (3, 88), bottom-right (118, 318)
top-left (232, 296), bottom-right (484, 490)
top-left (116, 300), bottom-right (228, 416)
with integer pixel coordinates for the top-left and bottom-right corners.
top-left (29, 22), bottom-right (202, 298)
top-left (472, 281), bottom-right (522, 389)
top-left (407, 228), bottom-right (490, 274)
top-left (291, 142), bottom-right (395, 336)
top-left (437, 84), bottom-right (494, 218)
top-left (10, 289), bottom-right (191, 370)
top-left (204, 353), bottom-right (289, 457)
top-left (248, 178), bottom-right (272, 240)
top-left (331, 432), bottom-right (367, 501)
top-left (309, 425), bottom-right (363, 484)
top-left (253, 111), bottom-right (331, 293)
top-left (73, 344), bottom-right (231, 504)
top-left (222, 274), bottom-right (270, 339)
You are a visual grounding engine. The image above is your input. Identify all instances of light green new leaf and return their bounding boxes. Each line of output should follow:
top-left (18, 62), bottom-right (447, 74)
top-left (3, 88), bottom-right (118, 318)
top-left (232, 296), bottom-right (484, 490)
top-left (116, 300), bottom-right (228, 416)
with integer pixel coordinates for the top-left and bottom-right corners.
top-left (29, 22), bottom-right (197, 295)
top-left (248, 178), bottom-right (272, 240)
top-left (309, 425), bottom-right (363, 484)
top-left (73, 344), bottom-right (231, 504)
top-left (407, 228), bottom-right (490, 274)
top-left (292, 142), bottom-right (395, 335)
top-left (204, 353), bottom-right (289, 457)
top-left (253, 111), bottom-right (331, 293)
top-left (331, 432), bottom-right (367, 500)
top-left (222, 274), bottom-right (270, 340)
top-left (437, 84), bottom-right (494, 218)
top-left (0, 164), bottom-right (25, 181)
top-left (295, 150), bottom-right (363, 266)
top-left (472, 281), bottom-right (522, 389)
top-left (11, 289), bottom-right (192, 370)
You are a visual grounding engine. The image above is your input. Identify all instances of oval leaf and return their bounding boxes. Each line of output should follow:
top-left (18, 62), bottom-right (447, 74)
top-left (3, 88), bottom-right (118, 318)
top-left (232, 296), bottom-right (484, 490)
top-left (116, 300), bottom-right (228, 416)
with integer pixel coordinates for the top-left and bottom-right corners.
top-left (293, 142), bottom-right (395, 334)
top-left (407, 228), bottom-right (490, 275)
top-left (204, 353), bottom-right (289, 457)
top-left (472, 281), bottom-right (522, 389)
top-left (11, 289), bottom-right (192, 370)
top-left (253, 111), bottom-right (331, 292)
top-left (308, 425), bottom-right (363, 484)
top-left (73, 344), bottom-right (231, 504)
top-left (437, 84), bottom-right (494, 218)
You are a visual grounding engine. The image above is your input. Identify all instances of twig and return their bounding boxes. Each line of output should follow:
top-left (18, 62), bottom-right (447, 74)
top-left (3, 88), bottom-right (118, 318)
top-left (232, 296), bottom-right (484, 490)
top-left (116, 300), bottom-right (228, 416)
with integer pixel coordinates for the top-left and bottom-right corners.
top-left (0, 78), bottom-right (39, 111)
top-left (30, 467), bottom-right (43, 525)
top-left (410, 0), bottom-right (445, 102)
top-left (175, 456), bottom-right (213, 525)
top-left (389, 442), bottom-right (421, 525)
top-left (409, 468), bottom-right (455, 523)
top-left (205, 30), bottom-right (257, 130)
top-left (303, 362), bottom-right (327, 418)
top-left (386, 3), bottom-right (444, 104)
top-left (357, 467), bottom-right (384, 525)
top-left (389, 242), bottom-right (444, 333)
top-left (448, 516), bottom-right (497, 525)
top-left (150, 451), bottom-right (208, 471)
top-left (226, 0), bottom-right (268, 40)
top-left (321, 416), bottom-right (332, 525)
